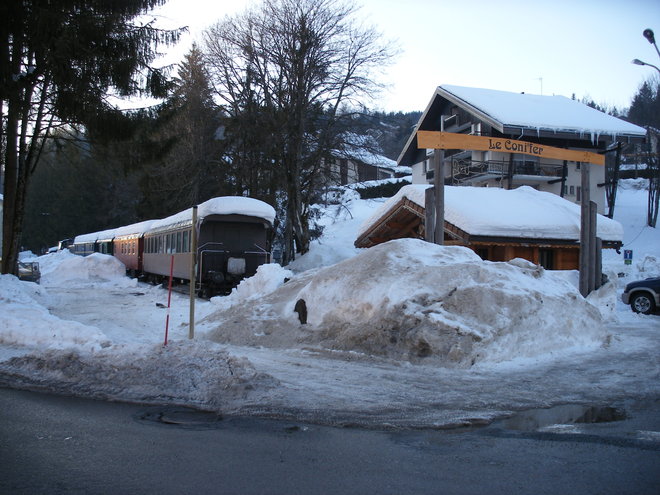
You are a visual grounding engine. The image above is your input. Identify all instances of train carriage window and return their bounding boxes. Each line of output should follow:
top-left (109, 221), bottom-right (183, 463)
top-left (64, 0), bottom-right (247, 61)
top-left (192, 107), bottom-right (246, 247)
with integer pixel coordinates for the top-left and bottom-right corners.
top-left (176, 232), bottom-right (182, 253)
top-left (183, 230), bottom-right (189, 253)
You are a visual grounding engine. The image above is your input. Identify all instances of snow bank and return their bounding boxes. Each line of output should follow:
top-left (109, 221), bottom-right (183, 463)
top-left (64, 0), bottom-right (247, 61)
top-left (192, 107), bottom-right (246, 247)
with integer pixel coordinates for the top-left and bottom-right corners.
top-left (210, 263), bottom-right (293, 311)
top-left (602, 179), bottom-right (660, 281)
top-left (39, 251), bottom-right (135, 288)
top-left (0, 340), bottom-right (279, 410)
top-left (0, 274), bottom-right (110, 351)
top-left (204, 239), bottom-right (608, 366)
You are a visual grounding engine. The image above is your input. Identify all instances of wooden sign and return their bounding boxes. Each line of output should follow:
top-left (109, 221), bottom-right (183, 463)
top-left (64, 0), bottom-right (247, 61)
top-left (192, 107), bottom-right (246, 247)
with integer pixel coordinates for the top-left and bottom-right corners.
top-left (417, 130), bottom-right (605, 165)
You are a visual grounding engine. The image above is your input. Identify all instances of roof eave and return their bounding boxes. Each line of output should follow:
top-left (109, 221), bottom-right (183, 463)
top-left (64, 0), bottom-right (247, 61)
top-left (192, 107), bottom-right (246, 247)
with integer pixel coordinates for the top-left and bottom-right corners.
top-left (398, 86), bottom-right (647, 166)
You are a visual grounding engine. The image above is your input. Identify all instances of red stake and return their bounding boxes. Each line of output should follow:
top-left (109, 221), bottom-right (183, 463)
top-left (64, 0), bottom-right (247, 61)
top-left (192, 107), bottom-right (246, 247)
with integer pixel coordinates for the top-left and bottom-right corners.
top-left (164, 255), bottom-right (175, 346)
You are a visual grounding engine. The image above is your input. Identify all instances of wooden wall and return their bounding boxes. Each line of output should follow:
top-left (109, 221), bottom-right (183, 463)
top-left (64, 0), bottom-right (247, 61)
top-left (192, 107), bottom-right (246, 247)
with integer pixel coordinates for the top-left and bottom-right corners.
top-left (469, 243), bottom-right (580, 270)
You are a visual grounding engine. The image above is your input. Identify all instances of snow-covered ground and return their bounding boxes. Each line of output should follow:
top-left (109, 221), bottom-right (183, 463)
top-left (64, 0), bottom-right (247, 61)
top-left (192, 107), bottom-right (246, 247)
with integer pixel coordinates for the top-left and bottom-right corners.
top-left (1, 180), bottom-right (659, 428)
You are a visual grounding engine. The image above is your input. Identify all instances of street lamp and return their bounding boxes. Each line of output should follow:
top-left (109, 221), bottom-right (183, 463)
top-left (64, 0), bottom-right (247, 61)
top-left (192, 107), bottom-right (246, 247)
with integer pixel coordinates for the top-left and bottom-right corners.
top-left (632, 28), bottom-right (660, 74)
top-left (631, 58), bottom-right (660, 74)
top-left (643, 28), bottom-right (660, 58)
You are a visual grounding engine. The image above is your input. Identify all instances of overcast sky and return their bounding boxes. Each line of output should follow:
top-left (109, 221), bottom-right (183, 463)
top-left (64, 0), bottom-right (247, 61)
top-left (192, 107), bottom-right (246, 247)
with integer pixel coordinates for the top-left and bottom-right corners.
top-left (150, 0), bottom-right (660, 113)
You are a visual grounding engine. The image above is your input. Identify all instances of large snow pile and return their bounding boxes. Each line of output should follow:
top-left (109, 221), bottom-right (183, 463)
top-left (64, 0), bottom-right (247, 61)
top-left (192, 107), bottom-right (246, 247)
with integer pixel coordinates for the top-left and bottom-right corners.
top-left (204, 239), bottom-right (608, 366)
top-left (0, 275), bottom-right (110, 351)
top-left (39, 250), bottom-right (134, 287)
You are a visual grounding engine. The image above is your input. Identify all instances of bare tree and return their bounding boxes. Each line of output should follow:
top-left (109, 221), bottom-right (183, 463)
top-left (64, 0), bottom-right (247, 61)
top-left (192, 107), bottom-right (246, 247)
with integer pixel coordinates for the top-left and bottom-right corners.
top-left (203, 0), bottom-right (395, 264)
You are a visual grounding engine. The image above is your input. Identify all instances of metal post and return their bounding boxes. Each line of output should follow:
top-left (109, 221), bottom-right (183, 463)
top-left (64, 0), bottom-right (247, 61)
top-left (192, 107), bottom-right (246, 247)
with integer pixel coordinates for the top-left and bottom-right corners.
top-left (595, 237), bottom-right (603, 290)
top-left (425, 186), bottom-right (435, 242)
top-left (579, 162), bottom-right (591, 297)
top-left (589, 201), bottom-right (598, 293)
top-left (433, 149), bottom-right (445, 245)
top-left (189, 205), bottom-right (198, 339)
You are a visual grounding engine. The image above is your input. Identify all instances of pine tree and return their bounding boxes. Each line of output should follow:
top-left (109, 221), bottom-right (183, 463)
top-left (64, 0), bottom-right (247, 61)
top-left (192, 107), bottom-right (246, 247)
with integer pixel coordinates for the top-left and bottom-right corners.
top-left (139, 45), bottom-right (229, 219)
top-left (0, 0), bottom-right (183, 274)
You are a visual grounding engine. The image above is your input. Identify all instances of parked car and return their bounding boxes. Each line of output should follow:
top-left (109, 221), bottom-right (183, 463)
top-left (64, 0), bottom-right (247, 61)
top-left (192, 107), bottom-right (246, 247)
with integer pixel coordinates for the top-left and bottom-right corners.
top-left (18, 261), bottom-right (41, 284)
top-left (621, 277), bottom-right (660, 315)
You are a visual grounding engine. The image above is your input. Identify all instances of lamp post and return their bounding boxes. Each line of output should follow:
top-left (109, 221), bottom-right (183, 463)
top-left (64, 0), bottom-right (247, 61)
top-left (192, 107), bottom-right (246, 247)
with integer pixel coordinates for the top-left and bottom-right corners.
top-left (632, 58), bottom-right (660, 74)
top-left (643, 28), bottom-right (660, 58)
top-left (632, 28), bottom-right (660, 74)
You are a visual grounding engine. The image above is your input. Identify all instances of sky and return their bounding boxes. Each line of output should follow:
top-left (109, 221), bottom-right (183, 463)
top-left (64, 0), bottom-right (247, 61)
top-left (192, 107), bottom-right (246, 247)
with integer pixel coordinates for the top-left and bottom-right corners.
top-left (148, 0), bottom-right (660, 113)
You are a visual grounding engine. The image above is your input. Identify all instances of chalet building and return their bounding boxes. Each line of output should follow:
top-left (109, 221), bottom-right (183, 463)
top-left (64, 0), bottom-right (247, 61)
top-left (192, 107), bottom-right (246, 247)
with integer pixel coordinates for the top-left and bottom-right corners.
top-left (354, 184), bottom-right (623, 270)
top-left (398, 85), bottom-right (647, 213)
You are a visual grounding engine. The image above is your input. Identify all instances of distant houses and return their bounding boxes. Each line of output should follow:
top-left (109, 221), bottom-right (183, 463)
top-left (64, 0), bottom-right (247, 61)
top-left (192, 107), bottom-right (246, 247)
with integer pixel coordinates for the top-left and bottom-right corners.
top-left (397, 85), bottom-right (647, 214)
top-left (326, 134), bottom-right (411, 186)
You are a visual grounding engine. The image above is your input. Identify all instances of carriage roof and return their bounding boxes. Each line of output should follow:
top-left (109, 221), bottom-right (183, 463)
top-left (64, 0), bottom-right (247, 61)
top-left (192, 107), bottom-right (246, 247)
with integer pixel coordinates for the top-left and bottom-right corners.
top-left (147, 196), bottom-right (276, 233)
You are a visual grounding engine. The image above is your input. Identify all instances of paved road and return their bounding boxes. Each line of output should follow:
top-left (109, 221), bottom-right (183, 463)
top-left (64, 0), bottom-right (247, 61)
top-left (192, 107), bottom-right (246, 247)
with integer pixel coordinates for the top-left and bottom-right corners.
top-left (1, 388), bottom-right (658, 494)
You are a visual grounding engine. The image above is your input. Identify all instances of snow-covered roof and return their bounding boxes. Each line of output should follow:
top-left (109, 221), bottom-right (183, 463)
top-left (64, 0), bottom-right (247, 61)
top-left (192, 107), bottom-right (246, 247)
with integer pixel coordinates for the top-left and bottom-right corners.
top-left (148, 196), bottom-right (276, 232)
top-left (398, 84), bottom-right (647, 166)
top-left (114, 220), bottom-right (158, 239)
top-left (358, 184), bottom-right (623, 242)
top-left (73, 198), bottom-right (275, 243)
top-left (74, 227), bottom-right (119, 244)
top-left (440, 85), bottom-right (647, 139)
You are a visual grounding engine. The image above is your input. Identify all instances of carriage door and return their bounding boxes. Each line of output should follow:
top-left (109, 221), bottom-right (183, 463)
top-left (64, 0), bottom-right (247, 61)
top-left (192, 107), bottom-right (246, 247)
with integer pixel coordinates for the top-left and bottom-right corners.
top-left (199, 222), bottom-right (228, 279)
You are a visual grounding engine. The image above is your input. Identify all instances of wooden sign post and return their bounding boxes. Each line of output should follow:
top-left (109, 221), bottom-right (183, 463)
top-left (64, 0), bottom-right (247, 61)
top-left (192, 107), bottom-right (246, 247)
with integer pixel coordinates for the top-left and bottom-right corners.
top-left (417, 131), bottom-right (605, 165)
top-left (417, 130), bottom-right (604, 296)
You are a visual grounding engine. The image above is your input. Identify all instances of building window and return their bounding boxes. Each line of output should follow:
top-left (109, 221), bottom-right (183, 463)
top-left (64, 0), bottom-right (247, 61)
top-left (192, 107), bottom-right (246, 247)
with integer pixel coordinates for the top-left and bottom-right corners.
top-left (539, 249), bottom-right (554, 270)
top-left (576, 186), bottom-right (582, 203)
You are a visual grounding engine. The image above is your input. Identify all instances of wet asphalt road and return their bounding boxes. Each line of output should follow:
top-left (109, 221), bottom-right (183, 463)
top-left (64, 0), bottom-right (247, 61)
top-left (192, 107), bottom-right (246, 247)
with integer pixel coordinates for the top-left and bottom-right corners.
top-left (1, 388), bottom-right (659, 495)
